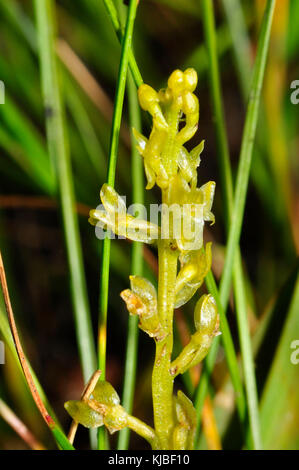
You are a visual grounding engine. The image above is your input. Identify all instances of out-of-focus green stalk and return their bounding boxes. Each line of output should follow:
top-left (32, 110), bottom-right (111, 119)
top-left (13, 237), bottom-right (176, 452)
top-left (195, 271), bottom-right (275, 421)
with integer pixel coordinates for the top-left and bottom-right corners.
top-left (198, 0), bottom-right (247, 436)
top-left (218, 0), bottom-right (276, 329)
top-left (195, 0), bottom-right (276, 449)
top-left (64, 76), bottom-right (106, 179)
top-left (117, 72), bottom-right (143, 450)
top-left (201, 0), bottom-right (234, 222)
top-left (233, 254), bottom-right (262, 449)
top-left (34, 0), bottom-right (97, 383)
top-left (114, 0), bottom-right (144, 449)
top-left (221, 0), bottom-right (252, 97)
top-left (98, 0), bottom-right (139, 450)
top-left (103, 0), bottom-right (142, 87)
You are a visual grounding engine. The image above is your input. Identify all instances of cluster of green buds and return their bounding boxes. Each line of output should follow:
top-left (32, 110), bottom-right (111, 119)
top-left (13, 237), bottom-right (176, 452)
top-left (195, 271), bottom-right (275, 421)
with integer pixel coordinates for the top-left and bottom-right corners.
top-left (64, 375), bottom-right (197, 450)
top-left (65, 380), bottom-right (127, 434)
top-left (66, 68), bottom-right (220, 450)
top-left (65, 377), bottom-right (159, 448)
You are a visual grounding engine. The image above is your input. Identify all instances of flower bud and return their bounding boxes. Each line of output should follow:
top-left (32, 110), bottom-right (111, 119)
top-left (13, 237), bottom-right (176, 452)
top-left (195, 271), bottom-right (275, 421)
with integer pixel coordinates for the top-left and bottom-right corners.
top-left (183, 68), bottom-right (198, 92)
top-left (64, 400), bottom-right (103, 429)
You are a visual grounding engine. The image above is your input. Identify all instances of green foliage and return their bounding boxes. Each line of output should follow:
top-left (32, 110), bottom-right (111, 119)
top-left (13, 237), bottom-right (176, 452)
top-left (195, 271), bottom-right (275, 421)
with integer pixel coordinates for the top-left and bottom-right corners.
top-left (0, 0), bottom-right (297, 452)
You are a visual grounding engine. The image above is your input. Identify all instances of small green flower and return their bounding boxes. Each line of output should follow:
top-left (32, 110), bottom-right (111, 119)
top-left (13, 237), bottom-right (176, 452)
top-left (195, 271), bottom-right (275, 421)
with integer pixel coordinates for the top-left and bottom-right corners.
top-left (89, 183), bottom-right (159, 243)
top-left (170, 294), bottom-right (219, 377)
top-left (120, 275), bottom-right (164, 339)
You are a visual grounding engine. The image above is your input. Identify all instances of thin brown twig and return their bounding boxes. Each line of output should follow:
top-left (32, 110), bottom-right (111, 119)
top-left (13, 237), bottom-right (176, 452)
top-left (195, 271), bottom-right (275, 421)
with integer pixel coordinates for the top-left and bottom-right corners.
top-left (0, 398), bottom-right (45, 450)
top-left (67, 369), bottom-right (101, 444)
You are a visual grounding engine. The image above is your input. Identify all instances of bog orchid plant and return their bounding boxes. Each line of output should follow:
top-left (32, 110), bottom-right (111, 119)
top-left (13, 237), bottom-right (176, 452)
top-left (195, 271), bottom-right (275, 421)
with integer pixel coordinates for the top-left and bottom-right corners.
top-left (65, 68), bottom-right (220, 450)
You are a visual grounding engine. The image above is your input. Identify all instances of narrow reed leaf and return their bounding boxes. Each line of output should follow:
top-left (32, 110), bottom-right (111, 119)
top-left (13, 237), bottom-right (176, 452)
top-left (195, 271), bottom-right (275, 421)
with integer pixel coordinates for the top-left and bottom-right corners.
top-left (219, 0), bottom-right (276, 313)
top-left (195, 0), bottom-right (276, 449)
top-left (103, 0), bottom-right (142, 87)
top-left (34, 0), bottom-right (97, 384)
top-left (98, 0), bottom-right (139, 450)
top-left (117, 70), bottom-right (144, 450)
top-left (260, 273), bottom-right (299, 449)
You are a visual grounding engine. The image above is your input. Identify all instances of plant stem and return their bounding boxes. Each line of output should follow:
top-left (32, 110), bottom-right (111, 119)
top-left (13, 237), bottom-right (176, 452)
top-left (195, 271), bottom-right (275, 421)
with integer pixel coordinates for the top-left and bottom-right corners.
top-left (201, 0), bottom-right (234, 222)
top-left (199, 0), bottom-right (248, 435)
top-left (103, 0), bottom-right (142, 88)
top-left (117, 70), bottom-right (143, 450)
top-left (98, 0), bottom-right (139, 450)
top-left (127, 416), bottom-right (159, 449)
top-left (218, 0), bottom-right (276, 314)
top-left (152, 236), bottom-right (178, 449)
top-left (195, 0), bottom-right (276, 448)
top-left (34, 0), bottom-right (96, 383)
top-left (233, 254), bottom-right (262, 449)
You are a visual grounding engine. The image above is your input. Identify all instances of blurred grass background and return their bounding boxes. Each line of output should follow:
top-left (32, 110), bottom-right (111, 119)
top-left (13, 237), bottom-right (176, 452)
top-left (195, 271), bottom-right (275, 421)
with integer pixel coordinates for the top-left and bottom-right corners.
top-left (0, 0), bottom-right (298, 450)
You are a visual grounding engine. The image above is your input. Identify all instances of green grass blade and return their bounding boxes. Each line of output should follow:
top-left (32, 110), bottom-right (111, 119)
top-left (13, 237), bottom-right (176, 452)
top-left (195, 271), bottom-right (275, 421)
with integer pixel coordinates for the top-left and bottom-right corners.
top-left (218, 0), bottom-right (276, 447)
top-left (117, 71), bottom-right (144, 450)
top-left (198, 0), bottom-right (247, 438)
top-left (103, 0), bottom-right (142, 87)
top-left (64, 75), bottom-right (106, 179)
top-left (221, 0), bottom-right (252, 98)
top-left (34, 0), bottom-right (97, 383)
top-left (233, 253), bottom-right (262, 449)
top-left (114, 0), bottom-right (144, 450)
top-left (0, 96), bottom-right (55, 195)
top-left (98, 0), bottom-right (139, 450)
top-left (219, 0), bottom-right (276, 311)
top-left (260, 271), bottom-right (299, 449)
top-left (201, 0), bottom-right (234, 221)
top-left (194, 0), bottom-right (276, 448)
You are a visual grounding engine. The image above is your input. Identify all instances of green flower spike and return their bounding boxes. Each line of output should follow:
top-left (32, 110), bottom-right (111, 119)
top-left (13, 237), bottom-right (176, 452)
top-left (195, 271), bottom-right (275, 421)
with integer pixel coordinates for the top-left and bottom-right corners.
top-left (133, 68), bottom-right (202, 190)
top-left (87, 68), bottom-right (219, 450)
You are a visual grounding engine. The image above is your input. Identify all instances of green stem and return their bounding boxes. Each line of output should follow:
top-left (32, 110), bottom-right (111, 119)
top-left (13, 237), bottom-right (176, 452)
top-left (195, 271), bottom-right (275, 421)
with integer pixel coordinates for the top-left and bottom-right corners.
top-left (233, 253), bottom-right (262, 449)
top-left (195, 0), bottom-right (276, 448)
top-left (221, 0), bottom-right (252, 98)
top-left (103, 0), bottom-right (142, 88)
top-left (201, 0), bottom-right (234, 221)
top-left (152, 236), bottom-right (178, 449)
top-left (117, 70), bottom-right (144, 450)
top-left (219, 0), bottom-right (276, 314)
top-left (199, 0), bottom-right (247, 435)
top-left (34, 0), bottom-right (96, 383)
top-left (127, 415), bottom-right (159, 449)
top-left (98, 0), bottom-right (139, 450)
